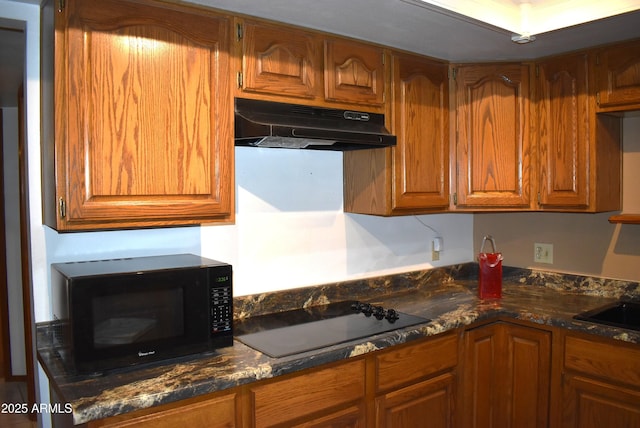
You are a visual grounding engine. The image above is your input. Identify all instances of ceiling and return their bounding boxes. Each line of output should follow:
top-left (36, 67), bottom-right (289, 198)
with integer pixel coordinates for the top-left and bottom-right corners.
top-left (1, 0), bottom-right (640, 107)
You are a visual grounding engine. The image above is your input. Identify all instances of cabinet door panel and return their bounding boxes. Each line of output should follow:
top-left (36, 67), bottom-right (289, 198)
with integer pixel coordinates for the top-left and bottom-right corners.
top-left (392, 54), bottom-right (449, 210)
top-left (537, 54), bottom-right (589, 207)
top-left (506, 324), bottom-right (551, 428)
top-left (240, 20), bottom-right (320, 99)
top-left (376, 373), bottom-right (455, 428)
top-left (461, 323), bottom-right (550, 428)
top-left (61, 0), bottom-right (232, 228)
top-left (324, 39), bottom-right (385, 107)
top-left (455, 64), bottom-right (531, 208)
top-left (596, 39), bottom-right (640, 110)
top-left (563, 375), bottom-right (640, 428)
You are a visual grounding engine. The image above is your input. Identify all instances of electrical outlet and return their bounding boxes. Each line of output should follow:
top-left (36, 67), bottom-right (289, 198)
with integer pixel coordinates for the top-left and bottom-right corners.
top-left (432, 237), bottom-right (443, 261)
top-left (534, 243), bottom-right (553, 264)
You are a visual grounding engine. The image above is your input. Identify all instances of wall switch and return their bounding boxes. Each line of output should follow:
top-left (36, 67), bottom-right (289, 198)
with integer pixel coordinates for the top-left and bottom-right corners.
top-left (534, 243), bottom-right (553, 264)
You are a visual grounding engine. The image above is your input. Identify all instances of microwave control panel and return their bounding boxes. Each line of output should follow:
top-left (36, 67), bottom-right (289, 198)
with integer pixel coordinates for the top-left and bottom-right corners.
top-left (210, 275), bottom-right (232, 335)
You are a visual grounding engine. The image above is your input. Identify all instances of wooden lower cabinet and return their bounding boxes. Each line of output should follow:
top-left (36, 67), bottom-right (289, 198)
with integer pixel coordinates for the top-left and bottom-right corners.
top-left (374, 332), bottom-right (459, 428)
top-left (375, 372), bottom-right (455, 428)
top-left (560, 333), bottom-right (640, 428)
top-left (460, 322), bottom-right (551, 428)
top-left (86, 390), bottom-right (240, 428)
top-left (247, 358), bottom-right (366, 428)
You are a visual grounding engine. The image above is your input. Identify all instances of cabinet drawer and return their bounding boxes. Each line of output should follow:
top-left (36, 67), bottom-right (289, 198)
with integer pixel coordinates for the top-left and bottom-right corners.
top-left (250, 359), bottom-right (365, 427)
top-left (564, 335), bottom-right (640, 387)
top-left (376, 332), bottom-right (458, 392)
top-left (89, 392), bottom-right (238, 427)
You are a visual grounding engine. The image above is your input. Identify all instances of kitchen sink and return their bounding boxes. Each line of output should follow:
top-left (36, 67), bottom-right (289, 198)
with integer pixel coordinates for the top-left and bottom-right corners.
top-left (574, 301), bottom-right (640, 331)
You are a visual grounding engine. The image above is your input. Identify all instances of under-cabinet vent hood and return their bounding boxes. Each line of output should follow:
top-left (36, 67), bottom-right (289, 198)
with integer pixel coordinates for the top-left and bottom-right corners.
top-left (234, 98), bottom-right (396, 150)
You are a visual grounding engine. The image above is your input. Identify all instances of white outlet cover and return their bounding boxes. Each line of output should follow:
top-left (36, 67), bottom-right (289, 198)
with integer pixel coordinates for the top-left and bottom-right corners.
top-left (534, 243), bottom-right (554, 264)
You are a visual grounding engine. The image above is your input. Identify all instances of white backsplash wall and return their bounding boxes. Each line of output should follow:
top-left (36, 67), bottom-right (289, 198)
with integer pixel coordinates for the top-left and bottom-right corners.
top-left (201, 147), bottom-right (474, 296)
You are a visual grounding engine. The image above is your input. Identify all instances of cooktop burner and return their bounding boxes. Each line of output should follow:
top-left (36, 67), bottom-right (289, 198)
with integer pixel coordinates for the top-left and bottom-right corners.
top-left (235, 300), bottom-right (430, 358)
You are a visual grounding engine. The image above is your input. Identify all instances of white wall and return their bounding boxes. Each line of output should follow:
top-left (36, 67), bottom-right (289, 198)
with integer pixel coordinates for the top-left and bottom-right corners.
top-left (202, 148), bottom-right (474, 296)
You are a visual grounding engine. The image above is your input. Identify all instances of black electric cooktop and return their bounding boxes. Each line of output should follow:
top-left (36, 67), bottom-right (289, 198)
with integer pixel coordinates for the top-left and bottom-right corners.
top-left (235, 300), bottom-right (430, 358)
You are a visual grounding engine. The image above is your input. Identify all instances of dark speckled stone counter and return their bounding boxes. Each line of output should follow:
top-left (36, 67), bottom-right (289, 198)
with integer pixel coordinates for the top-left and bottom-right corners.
top-left (37, 264), bottom-right (640, 425)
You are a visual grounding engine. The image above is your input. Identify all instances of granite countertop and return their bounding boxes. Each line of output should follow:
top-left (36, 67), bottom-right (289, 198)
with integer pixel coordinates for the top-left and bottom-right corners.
top-left (37, 264), bottom-right (640, 425)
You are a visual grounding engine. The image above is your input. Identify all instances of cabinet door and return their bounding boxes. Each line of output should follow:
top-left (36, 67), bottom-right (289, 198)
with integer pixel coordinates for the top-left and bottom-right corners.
top-left (536, 53), bottom-right (589, 208)
top-left (51, 0), bottom-right (232, 230)
top-left (238, 20), bottom-right (321, 100)
top-left (562, 375), bottom-right (640, 428)
top-left (324, 38), bottom-right (385, 107)
top-left (376, 373), bottom-right (455, 428)
top-left (454, 64), bottom-right (531, 209)
top-left (392, 53), bottom-right (449, 210)
top-left (595, 39), bottom-right (640, 111)
top-left (461, 323), bottom-right (551, 428)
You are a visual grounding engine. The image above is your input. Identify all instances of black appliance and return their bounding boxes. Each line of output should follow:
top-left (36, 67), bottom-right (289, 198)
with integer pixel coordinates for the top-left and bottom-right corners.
top-left (235, 301), bottom-right (429, 358)
top-left (51, 254), bottom-right (232, 374)
top-left (234, 98), bottom-right (397, 150)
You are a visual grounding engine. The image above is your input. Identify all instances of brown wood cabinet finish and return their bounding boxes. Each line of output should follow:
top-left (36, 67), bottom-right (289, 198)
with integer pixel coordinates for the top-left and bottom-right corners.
top-left (324, 38), bottom-right (386, 108)
top-left (391, 54), bottom-right (450, 211)
top-left (561, 333), bottom-right (640, 428)
top-left (87, 390), bottom-right (240, 427)
top-left (460, 322), bottom-right (551, 428)
top-left (536, 53), bottom-right (590, 208)
top-left (375, 373), bottom-right (455, 428)
top-left (343, 52), bottom-right (449, 215)
top-left (594, 39), bottom-right (640, 112)
top-left (41, 0), bottom-right (233, 230)
top-left (535, 52), bottom-right (621, 212)
top-left (248, 358), bottom-right (366, 428)
top-left (375, 332), bottom-right (458, 428)
top-left (236, 19), bottom-right (322, 100)
top-left (453, 64), bottom-right (532, 209)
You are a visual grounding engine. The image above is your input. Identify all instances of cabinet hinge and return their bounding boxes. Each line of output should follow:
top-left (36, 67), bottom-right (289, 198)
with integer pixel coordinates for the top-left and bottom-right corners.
top-left (236, 23), bottom-right (243, 41)
top-left (57, 0), bottom-right (65, 12)
top-left (450, 67), bottom-right (457, 81)
top-left (237, 71), bottom-right (243, 88)
top-left (58, 198), bottom-right (66, 219)
top-left (452, 193), bottom-right (458, 206)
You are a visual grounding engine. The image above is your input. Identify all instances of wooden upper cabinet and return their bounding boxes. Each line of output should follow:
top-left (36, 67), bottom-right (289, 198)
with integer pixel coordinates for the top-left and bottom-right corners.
top-left (236, 19), bottom-right (322, 100)
top-left (453, 64), bottom-right (532, 209)
top-left (324, 38), bottom-right (386, 108)
top-left (392, 53), bottom-right (449, 211)
top-left (536, 53), bottom-right (589, 208)
top-left (594, 39), bottom-right (640, 111)
top-left (535, 51), bottom-right (621, 213)
top-left (343, 52), bottom-right (448, 215)
top-left (42, 0), bottom-right (233, 230)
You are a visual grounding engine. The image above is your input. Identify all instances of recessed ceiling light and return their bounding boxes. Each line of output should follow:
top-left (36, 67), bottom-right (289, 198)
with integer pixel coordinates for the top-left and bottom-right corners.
top-left (511, 33), bottom-right (536, 44)
top-left (415, 0), bottom-right (640, 41)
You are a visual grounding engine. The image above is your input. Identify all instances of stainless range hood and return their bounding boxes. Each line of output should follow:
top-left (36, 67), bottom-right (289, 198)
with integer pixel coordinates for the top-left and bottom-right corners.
top-left (234, 98), bottom-right (396, 150)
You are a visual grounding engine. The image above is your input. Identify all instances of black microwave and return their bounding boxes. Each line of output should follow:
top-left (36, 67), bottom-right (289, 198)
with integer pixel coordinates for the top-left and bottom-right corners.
top-left (51, 254), bottom-right (233, 374)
